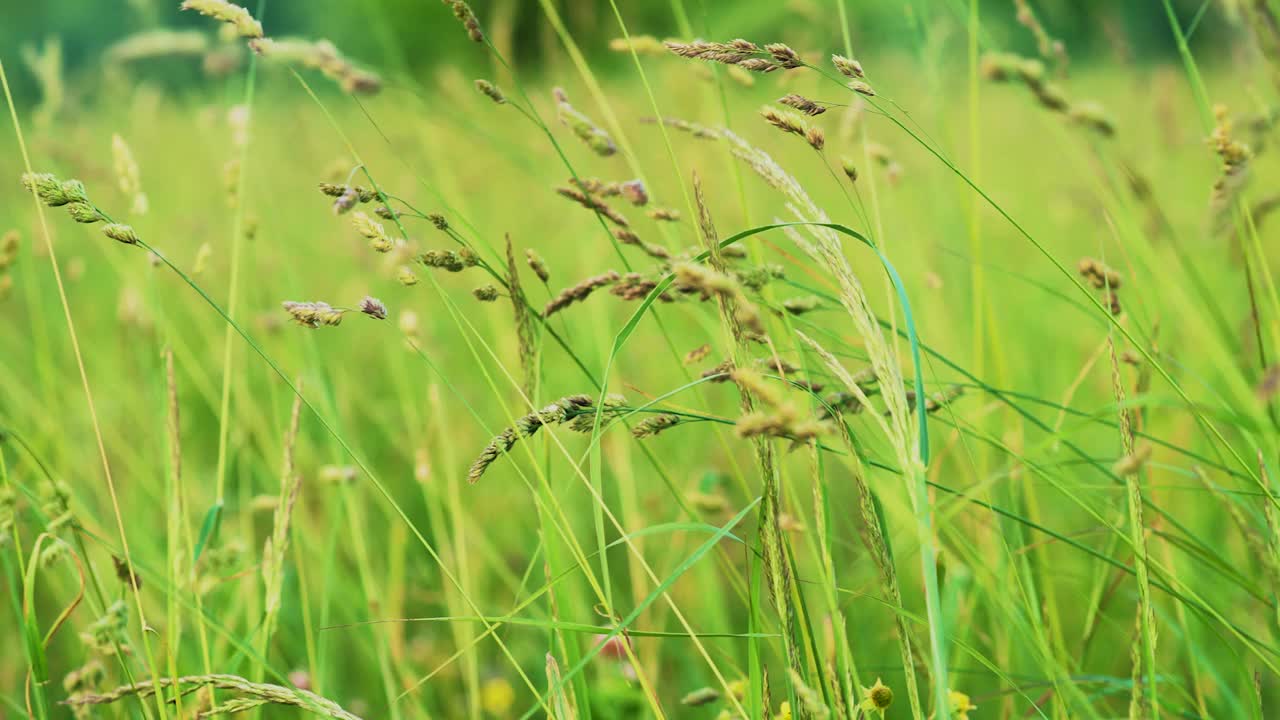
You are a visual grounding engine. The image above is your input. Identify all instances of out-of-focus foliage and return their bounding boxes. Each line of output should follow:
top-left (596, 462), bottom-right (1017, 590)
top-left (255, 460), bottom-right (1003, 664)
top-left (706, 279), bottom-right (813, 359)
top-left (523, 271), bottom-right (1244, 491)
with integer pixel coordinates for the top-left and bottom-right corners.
top-left (0, 0), bottom-right (1241, 105)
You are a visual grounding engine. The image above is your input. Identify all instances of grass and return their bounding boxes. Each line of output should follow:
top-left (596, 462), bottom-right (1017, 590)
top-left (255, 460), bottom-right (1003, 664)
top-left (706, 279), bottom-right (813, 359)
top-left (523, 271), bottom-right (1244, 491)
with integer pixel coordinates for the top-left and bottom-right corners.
top-left (3, 1), bottom-right (1280, 718)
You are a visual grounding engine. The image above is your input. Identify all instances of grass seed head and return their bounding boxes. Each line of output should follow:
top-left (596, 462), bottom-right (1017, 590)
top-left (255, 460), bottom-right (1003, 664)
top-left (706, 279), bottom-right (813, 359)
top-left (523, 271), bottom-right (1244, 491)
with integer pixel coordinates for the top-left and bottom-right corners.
top-left (554, 87), bottom-right (617, 156)
top-left (472, 284), bottom-right (499, 302)
top-left (101, 223), bottom-right (139, 244)
top-left (832, 54), bottom-right (865, 78)
top-left (543, 270), bottom-right (622, 317)
top-left (67, 203), bottom-right (106, 224)
top-left (608, 35), bottom-right (668, 55)
top-left (475, 79), bottom-right (506, 104)
top-left (779, 93), bottom-right (826, 116)
top-left (525, 249), bottom-right (550, 282)
top-left (282, 301), bottom-right (345, 328)
top-left (180, 0), bottom-right (264, 39)
top-left (848, 80), bottom-right (877, 96)
top-left (631, 413), bottom-right (681, 438)
top-left (444, 0), bottom-right (484, 42)
top-left (359, 296), bottom-right (387, 320)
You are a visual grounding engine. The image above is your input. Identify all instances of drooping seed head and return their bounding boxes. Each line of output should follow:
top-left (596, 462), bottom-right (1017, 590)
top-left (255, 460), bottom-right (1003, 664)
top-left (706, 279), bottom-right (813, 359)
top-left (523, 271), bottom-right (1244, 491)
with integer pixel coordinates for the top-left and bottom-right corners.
top-left (397, 266), bottom-right (419, 285)
top-left (525, 249), bottom-right (550, 282)
top-left (22, 172), bottom-right (74, 206)
top-left (841, 156), bottom-right (858, 182)
top-left (282, 300), bottom-right (345, 328)
top-left (849, 80), bottom-right (876, 97)
top-left (779, 93), bottom-right (826, 116)
top-left (67, 202), bottom-right (106, 224)
top-left (101, 223), bottom-right (139, 245)
top-left (472, 285), bottom-right (499, 302)
top-left (332, 186), bottom-right (359, 215)
top-left (359, 295), bottom-right (387, 319)
top-left (180, 0), bottom-right (264, 39)
top-left (474, 79), bottom-right (506, 104)
top-left (832, 54), bottom-right (865, 78)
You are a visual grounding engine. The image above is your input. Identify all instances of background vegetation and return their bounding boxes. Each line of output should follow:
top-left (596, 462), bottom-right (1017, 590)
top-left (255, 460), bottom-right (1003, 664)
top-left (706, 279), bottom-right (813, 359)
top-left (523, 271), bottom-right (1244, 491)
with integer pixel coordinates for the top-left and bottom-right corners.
top-left (3, 1), bottom-right (1280, 719)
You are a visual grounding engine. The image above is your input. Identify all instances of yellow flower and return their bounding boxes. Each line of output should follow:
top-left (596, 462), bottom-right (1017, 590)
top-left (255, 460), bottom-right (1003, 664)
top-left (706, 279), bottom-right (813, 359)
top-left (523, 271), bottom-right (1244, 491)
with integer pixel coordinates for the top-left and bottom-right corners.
top-left (949, 689), bottom-right (977, 719)
top-left (859, 677), bottom-right (893, 716)
top-left (480, 677), bottom-right (514, 716)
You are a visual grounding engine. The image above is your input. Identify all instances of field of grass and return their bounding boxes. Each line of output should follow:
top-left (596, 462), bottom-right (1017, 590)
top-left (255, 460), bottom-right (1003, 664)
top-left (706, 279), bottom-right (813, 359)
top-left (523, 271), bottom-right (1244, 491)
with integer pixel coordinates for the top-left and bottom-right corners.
top-left (3, 1), bottom-right (1280, 719)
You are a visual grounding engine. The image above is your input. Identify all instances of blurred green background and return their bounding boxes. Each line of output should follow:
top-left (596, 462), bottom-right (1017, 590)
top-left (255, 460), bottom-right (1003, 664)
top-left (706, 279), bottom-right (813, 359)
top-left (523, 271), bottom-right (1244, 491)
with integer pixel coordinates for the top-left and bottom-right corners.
top-left (0, 0), bottom-right (1241, 105)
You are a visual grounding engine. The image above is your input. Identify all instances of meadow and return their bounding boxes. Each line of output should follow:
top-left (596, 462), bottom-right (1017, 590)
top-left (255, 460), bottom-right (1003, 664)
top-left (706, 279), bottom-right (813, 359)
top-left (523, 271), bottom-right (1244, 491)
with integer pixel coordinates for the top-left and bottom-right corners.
top-left (2, 1), bottom-right (1280, 718)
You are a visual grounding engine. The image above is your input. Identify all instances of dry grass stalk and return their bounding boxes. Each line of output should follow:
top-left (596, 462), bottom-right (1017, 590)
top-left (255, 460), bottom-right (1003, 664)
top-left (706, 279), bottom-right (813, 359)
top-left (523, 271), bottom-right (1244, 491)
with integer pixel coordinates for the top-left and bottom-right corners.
top-left (262, 387), bottom-right (303, 636)
top-left (64, 674), bottom-right (363, 720)
top-left (505, 235), bottom-right (539, 395)
top-left (692, 170), bottom-right (805, 682)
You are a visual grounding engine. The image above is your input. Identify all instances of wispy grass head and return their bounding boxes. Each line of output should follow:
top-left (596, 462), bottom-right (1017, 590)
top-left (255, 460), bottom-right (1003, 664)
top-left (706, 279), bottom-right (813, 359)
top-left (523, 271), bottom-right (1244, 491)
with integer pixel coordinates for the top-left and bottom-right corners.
top-left (554, 87), bottom-right (617, 156)
top-left (180, 0), bottom-right (264, 39)
top-left (282, 301), bottom-right (346, 328)
top-left (443, 0), bottom-right (484, 42)
top-left (359, 296), bottom-right (387, 320)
